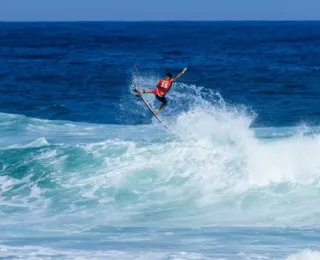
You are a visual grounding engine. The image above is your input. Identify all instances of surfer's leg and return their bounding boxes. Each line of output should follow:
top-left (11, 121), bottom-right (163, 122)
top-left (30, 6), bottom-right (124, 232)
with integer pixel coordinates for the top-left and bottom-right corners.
top-left (154, 96), bottom-right (167, 115)
top-left (133, 88), bottom-right (152, 93)
top-left (154, 103), bottom-right (167, 115)
top-left (143, 90), bottom-right (154, 94)
top-left (134, 89), bottom-right (154, 95)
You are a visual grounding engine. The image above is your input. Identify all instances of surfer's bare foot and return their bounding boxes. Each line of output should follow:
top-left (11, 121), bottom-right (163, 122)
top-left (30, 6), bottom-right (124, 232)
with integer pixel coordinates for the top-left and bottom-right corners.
top-left (154, 109), bottom-right (160, 115)
top-left (133, 88), bottom-right (142, 95)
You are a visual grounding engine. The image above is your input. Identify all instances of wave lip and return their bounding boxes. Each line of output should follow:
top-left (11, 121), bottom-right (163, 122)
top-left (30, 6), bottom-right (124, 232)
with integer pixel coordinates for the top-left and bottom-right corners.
top-left (4, 137), bottom-right (50, 150)
top-left (24, 137), bottom-right (50, 148)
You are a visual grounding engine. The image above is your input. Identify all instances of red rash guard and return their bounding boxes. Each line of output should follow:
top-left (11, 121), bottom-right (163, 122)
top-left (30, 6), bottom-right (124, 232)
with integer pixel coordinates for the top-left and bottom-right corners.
top-left (154, 79), bottom-right (174, 97)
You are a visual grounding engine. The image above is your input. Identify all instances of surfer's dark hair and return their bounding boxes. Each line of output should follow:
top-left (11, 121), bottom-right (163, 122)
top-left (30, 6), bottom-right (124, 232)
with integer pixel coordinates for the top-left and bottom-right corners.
top-left (166, 72), bottom-right (173, 78)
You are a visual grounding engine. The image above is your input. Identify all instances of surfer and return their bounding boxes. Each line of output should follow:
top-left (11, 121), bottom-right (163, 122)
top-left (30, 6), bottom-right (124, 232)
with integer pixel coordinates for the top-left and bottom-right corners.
top-left (134, 67), bottom-right (187, 115)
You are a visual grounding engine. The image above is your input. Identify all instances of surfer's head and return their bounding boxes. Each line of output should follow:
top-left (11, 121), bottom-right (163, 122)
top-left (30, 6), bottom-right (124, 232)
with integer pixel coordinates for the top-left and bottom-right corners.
top-left (166, 72), bottom-right (173, 79)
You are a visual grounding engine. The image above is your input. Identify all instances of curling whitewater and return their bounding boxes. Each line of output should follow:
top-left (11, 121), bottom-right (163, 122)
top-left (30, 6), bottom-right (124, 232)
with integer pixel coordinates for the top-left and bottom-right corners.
top-left (1, 97), bottom-right (320, 229)
top-left (1, 84), bottom-right (320, 259)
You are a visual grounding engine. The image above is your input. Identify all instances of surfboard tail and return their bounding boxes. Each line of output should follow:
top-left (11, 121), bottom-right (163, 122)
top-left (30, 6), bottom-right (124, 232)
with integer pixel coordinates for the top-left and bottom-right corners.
top-left (132, 88), bottom-right (169, 129)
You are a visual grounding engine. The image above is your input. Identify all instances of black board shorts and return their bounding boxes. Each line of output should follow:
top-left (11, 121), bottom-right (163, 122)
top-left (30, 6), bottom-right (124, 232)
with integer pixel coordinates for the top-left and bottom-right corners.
top-left (155, 94), bottom-right (167, 104)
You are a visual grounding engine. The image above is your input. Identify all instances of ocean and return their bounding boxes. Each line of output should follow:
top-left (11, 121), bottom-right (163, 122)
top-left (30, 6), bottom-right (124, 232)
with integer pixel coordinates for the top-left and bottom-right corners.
top-left (0, 21), bottom-right (320, 259)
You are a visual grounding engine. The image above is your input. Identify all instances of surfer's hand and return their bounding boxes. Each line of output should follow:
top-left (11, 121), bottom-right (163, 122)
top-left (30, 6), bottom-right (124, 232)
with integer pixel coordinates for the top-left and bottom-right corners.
top-left (173, 68), bottom-right (187, 81)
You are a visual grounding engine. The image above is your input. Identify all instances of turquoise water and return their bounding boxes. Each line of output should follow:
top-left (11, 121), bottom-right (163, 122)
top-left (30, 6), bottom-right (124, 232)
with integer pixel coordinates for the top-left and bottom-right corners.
top-left (1, 94), bottom-right (320, 259)
top-left (1, 22), bottom-right (320, 259)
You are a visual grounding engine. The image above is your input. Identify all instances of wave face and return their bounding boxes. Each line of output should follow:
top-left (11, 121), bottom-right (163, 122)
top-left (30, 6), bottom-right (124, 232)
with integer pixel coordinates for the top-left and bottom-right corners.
top-left (1, 21), bottom-right (320, 260)
top-left (1, 79), bottom-right (320, 232)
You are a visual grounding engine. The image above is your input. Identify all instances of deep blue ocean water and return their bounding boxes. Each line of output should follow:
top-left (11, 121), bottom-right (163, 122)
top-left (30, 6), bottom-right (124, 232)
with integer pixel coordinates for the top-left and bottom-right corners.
top-left (0, 21), bottom-right (320, 259)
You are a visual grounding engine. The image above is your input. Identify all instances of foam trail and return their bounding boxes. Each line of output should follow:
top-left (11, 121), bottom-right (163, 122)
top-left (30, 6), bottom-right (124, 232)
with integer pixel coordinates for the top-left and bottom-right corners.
top-left (287, 250), bottom-right (320, 260)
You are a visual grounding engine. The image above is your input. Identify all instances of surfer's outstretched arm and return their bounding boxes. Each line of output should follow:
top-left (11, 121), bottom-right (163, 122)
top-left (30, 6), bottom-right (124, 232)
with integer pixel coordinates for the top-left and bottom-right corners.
top-left (173, 67), bottom-right (187, 82)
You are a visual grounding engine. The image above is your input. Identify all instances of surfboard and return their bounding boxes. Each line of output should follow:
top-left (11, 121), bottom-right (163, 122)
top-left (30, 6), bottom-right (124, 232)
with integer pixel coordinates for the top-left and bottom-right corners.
top-left (132, 87), bottom-right (168, 129)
